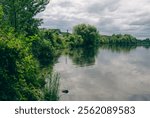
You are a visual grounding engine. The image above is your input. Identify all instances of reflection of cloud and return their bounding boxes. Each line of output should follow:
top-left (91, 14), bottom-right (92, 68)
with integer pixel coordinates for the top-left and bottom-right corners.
top-left (37, 0), bottom-right (150, 38)
top-left (54, 47), bottom-right (150, 100)
top-left (129, 94), bottom-right (150, 101)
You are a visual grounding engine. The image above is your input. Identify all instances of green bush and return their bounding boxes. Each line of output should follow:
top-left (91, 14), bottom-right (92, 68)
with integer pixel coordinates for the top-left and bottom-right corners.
top-left (73, 24), bottom-right (100, 46)
top-left (39, 29), bottom-right (65, 49)
top-left (66, 34), bottom-right (83, 48)
top-left (0, 32), bottom-right (44, 100)
top-left (31, 35), bottom-right (56, 66)
top-left (100, 34), bottom-right (137, 45)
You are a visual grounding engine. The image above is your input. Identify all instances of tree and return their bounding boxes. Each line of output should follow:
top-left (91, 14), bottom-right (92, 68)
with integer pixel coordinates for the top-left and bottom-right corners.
top-left (67, 34), bottom-right (83, 48)
top-left (0, 0), bottom-right (50, 35)
top-left (0, 5), bottom-right (4, 28)
top-left (0, 5), bottom-right (3, 19)
top-left (73, 24), bottom-right (100, 46)
top-left (0, 32), bottom-right (44, 100)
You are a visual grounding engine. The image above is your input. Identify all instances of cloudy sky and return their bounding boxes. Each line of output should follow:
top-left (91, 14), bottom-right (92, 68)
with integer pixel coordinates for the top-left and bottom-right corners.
top-left (37, 0), bottom-right (150, 39)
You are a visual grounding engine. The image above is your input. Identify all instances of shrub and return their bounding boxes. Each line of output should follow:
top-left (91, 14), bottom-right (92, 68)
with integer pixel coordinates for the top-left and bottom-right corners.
top-left (31, 35), bottom-right (56, 66)
top-left (66, 34), bottom-right (83, 48)
top-left (73, 24), bottom-right (100, 46)
top-left (0, 32), bottom-right (44, 100)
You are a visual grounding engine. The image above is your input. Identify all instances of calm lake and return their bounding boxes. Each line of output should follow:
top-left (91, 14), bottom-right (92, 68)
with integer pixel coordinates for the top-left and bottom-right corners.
top-left (54, 46), bottom-right (150, 101)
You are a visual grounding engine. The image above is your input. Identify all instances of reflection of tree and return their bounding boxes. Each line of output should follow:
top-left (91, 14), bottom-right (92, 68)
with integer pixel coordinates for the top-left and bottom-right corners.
top-left (100, 44), bottom-right (137, 53)
top-left (68, 47), bottom-right (99, 67)
top-left (142, 45), bottom-right (150, 49)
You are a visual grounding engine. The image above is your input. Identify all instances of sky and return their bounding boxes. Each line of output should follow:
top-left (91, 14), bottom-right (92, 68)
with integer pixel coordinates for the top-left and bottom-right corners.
top-left (37, 0), bottom-right (150, 39)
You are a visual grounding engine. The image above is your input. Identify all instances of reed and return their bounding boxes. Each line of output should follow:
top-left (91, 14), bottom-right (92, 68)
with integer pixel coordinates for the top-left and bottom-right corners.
top-left (44, 72), bottom-right (60, 101)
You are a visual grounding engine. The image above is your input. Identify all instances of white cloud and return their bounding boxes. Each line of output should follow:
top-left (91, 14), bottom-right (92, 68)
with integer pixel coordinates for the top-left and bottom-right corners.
top-left (37, 0), bottom-right (150, 38)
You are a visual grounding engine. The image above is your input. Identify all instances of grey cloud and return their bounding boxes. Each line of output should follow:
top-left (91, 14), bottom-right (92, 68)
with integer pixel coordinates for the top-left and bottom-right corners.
top-left (56, 1), bottom-right (73, 8)
top-left (87, 0), bottom-right (120, 14)
top-left (38, 0), bottom-right (150, 38)
top-left (96, 18), bottom-right (121, 34)
top-left (130, 14), bottom-right (150, 26)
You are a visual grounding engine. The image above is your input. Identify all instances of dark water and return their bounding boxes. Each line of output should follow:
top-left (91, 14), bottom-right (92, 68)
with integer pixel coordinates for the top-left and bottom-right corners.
top-left (54, 46), bottom-right (150, 101)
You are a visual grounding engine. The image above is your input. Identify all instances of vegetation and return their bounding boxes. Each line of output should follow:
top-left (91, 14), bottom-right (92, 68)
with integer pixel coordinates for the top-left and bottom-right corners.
top-left (66, 34), bottom-right (83, 48)
top-left (100, 34), bottom-right (137, 45)
top-left (100, 34), bottom-right (150, 47)
top-left (39, 29), bottom-right (65, 49)
top-left (0, 0), bottom-right (60, 101)
top-left (0, 31), bottom-right (43, 100)
top-left (0, 0), bottom-right (50, 35)
top-left (73, 24), bottom-right (100, 47)
top-left (31, 35), bottom-right (56, 66)
top-left (44, 73), bottom-right (60, 101)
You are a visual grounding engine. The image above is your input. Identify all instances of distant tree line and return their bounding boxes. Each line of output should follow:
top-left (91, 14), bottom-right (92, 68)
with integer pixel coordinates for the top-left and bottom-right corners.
top-left (40, 24), bottom-right (150, 48)
top-left (100, 34), bottom-right (150, 46)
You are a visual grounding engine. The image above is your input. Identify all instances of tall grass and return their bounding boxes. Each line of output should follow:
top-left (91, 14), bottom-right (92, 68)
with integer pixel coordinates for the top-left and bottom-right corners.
top-left (44, 72), bottom-right (60, 101)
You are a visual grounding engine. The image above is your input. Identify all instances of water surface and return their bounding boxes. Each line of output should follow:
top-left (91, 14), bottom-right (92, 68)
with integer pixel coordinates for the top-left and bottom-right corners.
top-left (54, 46), bottom-right (150, 101)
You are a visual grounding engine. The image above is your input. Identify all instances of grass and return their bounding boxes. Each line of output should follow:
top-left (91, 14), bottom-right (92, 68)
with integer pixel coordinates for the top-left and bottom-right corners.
top-left (44, 72), bottom-right (60, 101)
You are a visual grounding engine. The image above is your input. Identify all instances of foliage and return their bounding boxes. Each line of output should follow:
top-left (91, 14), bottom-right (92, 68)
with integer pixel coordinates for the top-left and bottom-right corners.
top-left (0, 5), bottom-right (3, 20)
top-left (44, 72), bottom-right (60, 101)
top-left (66, 34), bottom-right (84, 48)
top-left (39, 29), bottom-right (65, 49)
top-left (137, 38), bottom-right (150, 47)
top-left (100, 34), bottom-right (137, 45)
top-left (73, 24), bottom-right (100, 46)
top-left (31, 35), bottom-right (56, 66)
top-left (0, 0), bottom-right (61, 101)
top-left (0, 32), bottom-right (44, 100)
top-left (0, 0), bottom-right (50, 35)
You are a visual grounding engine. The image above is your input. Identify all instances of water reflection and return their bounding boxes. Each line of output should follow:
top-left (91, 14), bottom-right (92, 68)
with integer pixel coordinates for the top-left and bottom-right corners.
top-left (54, 45), bottom-right (150, 101)
top-left (129, 94), bottom-right (150, 101)
top-left (68, 47), bottom-right (99, 66)
top-left (100, 44), bottom-right (137, 53)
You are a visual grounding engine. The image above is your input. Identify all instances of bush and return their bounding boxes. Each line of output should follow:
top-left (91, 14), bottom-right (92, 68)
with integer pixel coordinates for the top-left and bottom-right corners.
top-left (73, 24), bottom-right (100, 46)
top-left (66, 34), bottom-right (83, 48)
top-left (31, 35), bottom-right (56, 66)
top-left (39, 29), bottom-right (65, 49)
top-left (0, 32), bottom-right (44, 100)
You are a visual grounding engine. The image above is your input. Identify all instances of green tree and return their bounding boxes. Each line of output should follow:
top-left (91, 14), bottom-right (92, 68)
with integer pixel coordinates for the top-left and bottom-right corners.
top-left (0, 32), bottom-right (44, 100)
top-left (0, 5), bottom-right (4, 28)
top-left (0, 5), bottom-right (3, 19)
top-left (73, 24), bottom-right (100, 46)
top-left (0, 0), bottom-right (50, 35)
top-left (66, 34), bottom-right (83, 48)
top-left (31, 35), bottom-right (56, 66)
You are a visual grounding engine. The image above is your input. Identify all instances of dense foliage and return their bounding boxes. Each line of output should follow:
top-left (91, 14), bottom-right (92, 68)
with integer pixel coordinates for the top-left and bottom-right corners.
top-left (39, 29), bottom-right (65, 49)
top-left (0, 32), bottom-right (44, 100)
top-left (66, 34), bottom-right (83, 48)
top-left (0, 0), bottom-right (50, 35)
top-left (0, 0), bottom-right (60, 101)
top-left (100, 34), bottom-right (137, 44)
top-left (73, 24), bottom-right (100, 47)
top-left (31, 35), bottom-right (56, 66)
